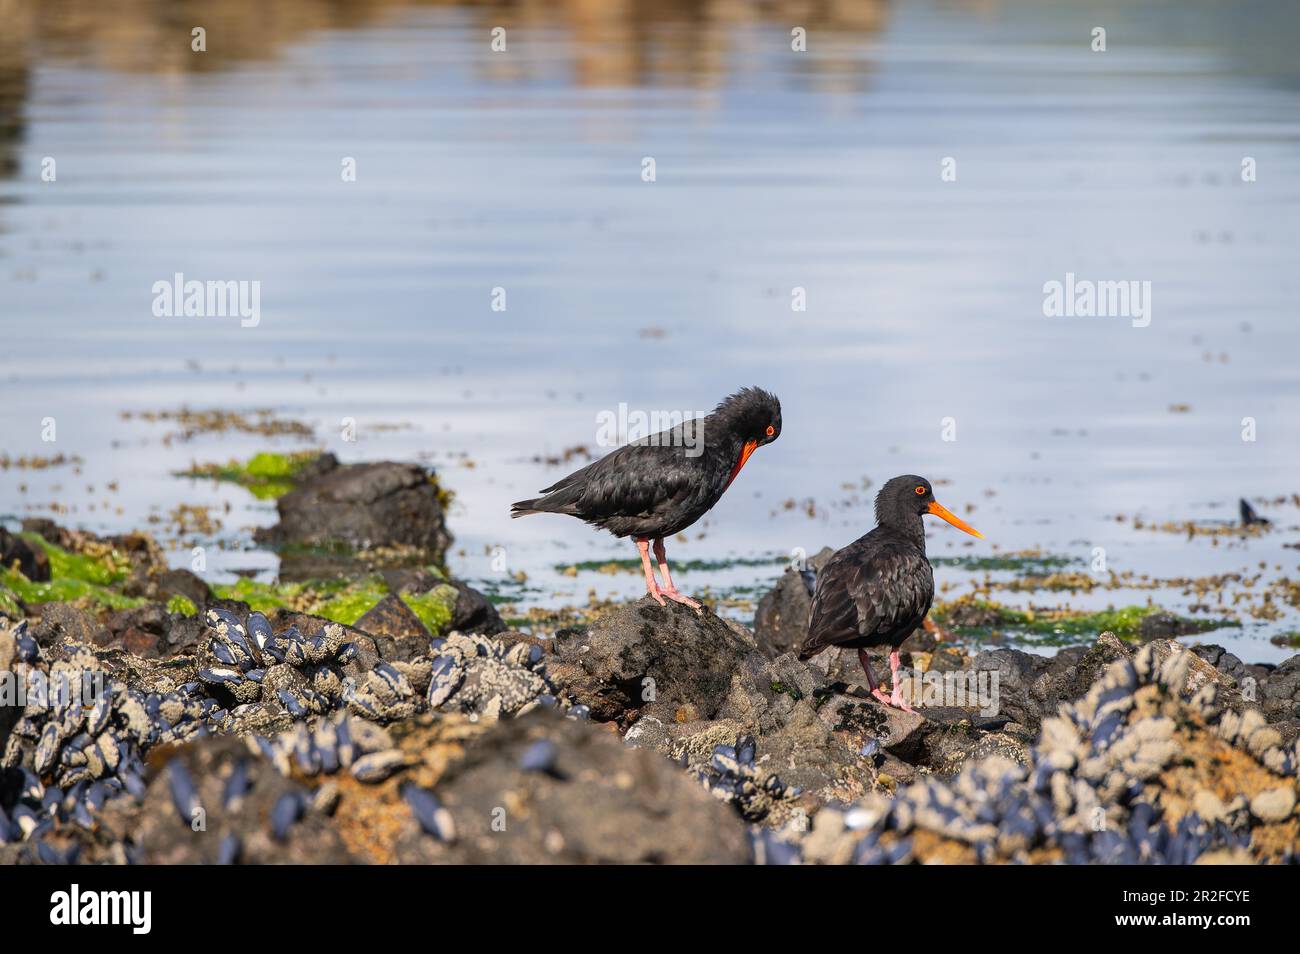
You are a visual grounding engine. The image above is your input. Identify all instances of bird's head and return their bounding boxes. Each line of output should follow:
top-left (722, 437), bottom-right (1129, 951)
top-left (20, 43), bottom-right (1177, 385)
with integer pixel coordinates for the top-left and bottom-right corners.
top-left (713, 386), bottom-right (782, 449)
top-left (712, 387), bottom-right (780, 488)
top-left (876, 475), bottom-right (983, 538)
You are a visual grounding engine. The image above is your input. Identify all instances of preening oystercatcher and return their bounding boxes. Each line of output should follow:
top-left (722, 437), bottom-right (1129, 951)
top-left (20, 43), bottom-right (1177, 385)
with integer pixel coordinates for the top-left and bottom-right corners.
top-left (512, 387), bottom-right (782, 610)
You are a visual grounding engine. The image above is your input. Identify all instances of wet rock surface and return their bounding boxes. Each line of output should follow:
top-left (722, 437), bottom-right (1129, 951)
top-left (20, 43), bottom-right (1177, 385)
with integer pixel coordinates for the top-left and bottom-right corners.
top-left (256, 456), bottom-right (452, 562)
top-left (549, 599), bottom-right (760, 726)
top-left (447, 580), bottom-right (507, 636)
top-left (752, 546), bottom-right (831, 658)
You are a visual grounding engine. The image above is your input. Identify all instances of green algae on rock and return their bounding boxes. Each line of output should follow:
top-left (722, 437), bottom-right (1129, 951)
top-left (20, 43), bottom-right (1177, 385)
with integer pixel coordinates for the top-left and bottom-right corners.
top-left (18, 531), bottom-right (131, 586)
top-left (0, 586), bottom-right (21, 618)
top-left (175, 450), bottom-right (324, 500)
top-left (1, 532), bottom-right (147, 612)
top-left (933, 597), bottom-right (1238, 646)
top-left (210, 573), bottom-right (457, 634)
top-left (0, 565), bottom-right (148, 612)
top-left (167, 594), bottom-right (198, 616)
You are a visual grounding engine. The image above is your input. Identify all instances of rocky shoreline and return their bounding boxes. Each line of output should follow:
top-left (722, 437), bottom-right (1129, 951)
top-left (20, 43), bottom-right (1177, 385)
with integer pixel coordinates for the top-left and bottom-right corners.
top-left (2, 568), bottom-right (1298, 864)
top-left (1, 460), bottom-right (1297, 864)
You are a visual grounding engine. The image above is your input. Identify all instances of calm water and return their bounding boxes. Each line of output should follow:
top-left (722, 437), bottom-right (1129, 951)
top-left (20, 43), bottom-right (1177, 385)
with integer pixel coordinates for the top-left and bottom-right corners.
top-left (2, 0), bottom-right (1299, 660)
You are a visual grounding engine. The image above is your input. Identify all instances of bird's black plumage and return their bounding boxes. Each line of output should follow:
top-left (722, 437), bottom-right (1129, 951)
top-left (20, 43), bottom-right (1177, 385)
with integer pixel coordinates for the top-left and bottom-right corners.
top-left (511, 387), bottom-right (781, 539)
top-left (798, 534), bottom-right (934, 658)
top-left (799, 475), bottom-right (980, 661)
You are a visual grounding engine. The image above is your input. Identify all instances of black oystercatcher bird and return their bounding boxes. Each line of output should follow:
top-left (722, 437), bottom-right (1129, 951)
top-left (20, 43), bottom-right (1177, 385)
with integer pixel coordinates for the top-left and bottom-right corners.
top-left (511, 387), bottom-right (781, 610)
top-left (798, 475), bottom-right (982, 711)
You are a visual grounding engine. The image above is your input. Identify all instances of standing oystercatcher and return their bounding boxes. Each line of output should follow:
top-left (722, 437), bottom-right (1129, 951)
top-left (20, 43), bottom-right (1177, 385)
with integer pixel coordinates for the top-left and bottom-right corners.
top-left (512, 387), bottom-right (781, 610)
top-left (798, 475), bottom-right (982, 711)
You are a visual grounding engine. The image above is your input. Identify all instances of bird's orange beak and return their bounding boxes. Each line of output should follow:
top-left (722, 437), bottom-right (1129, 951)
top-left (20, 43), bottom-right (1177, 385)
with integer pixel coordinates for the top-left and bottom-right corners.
top-left (927, 500), bottom-right (983, 538)
top-left (726, 439), bottom-right (760, 489)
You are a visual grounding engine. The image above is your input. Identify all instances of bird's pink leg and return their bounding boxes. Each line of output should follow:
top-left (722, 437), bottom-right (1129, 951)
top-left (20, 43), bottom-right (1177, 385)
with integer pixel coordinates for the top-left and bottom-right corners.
top-left (889, 647), bottom-right (917, 713)
top-left (859, 649), bottom-right (894, 707)
top-left (652, 539), bottom-right (702, 611)
top-left (635, 538), bottom-right (666, 606)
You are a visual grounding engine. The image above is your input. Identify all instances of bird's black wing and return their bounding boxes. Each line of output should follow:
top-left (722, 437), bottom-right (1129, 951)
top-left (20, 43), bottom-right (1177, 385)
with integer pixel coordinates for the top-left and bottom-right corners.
top-left (518, 418), bottom-right (703, 521)
top-left (800, 538), bottom-right (933, 656)
top-left (566, 441), bottom-right (697, 520)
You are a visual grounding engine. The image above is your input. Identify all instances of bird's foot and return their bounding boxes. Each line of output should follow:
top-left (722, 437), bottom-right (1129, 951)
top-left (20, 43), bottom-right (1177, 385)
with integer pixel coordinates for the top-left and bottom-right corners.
top-left (889, 689), bottom-right (917, 714)
top-left (660, 588), bottom-right (702, 612)
top-left (643, 584), bottom-right (667, 607)
top-left (869, 686), bottom-right (916, 712)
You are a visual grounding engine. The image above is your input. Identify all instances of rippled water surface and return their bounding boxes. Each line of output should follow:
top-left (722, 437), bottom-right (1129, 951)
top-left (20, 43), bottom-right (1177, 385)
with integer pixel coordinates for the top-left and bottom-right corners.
top-left (2, 0), bottom-right (1299, 660)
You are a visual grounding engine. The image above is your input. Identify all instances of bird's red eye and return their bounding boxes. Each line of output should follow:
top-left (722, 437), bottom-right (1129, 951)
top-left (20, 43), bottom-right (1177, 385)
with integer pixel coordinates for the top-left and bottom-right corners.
top-left (765, 425), bottom-right (775, 437)
top-left (915, 485), bottom-right (926, 495)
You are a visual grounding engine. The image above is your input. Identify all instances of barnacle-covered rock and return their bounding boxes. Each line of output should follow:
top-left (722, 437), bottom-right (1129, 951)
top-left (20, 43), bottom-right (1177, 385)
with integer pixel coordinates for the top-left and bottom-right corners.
top-left (133, 736), bottom-right (357, 863)
top-left (697, 734), bottom-right (800, 824)
top-left (423, 632), bottom-right (555, 720)
top-left (777, 640), bottom-right (1300, 865)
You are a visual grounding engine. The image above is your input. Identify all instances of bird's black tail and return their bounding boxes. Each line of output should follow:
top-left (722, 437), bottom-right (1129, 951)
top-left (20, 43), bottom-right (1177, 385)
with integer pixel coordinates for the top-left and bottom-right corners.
top-left (511, 462), bottom-right (594, 518)
top-left (511, 485), bottom-right (583, 518)
top-left (510, 498), bottom-right (542, 518)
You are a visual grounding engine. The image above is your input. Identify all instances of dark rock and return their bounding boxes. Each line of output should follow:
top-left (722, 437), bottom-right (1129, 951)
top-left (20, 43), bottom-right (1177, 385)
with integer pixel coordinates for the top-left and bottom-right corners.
top-left (448, 581), bottom-right (506, 635)
top-left (970, 646), bottom-right (1055, 727)
top-left (925, 646), bottom-right (967, 672)
top-left (1259, 656), bottom-right (1300, 723)
top-left (844, 699), bottom-right (930, 763)
top-left (1024, 633), bottom-right (1133, 727)
top-left (715, 652), bottom-right (876, 797)
top-left (355, 594), bottom-right (432, 663)
top-left (29, 602), bottom-right (107, 648)
top-left (393, 710), bottom-right (751, 864)
top-left (379, 567), bottom-right (441, 595)
top-left (752, 547), bottom-right (833, 658)
top-left (84, 603), bottom-right (202, 660)
top-left (0, 528), bottom-right (50, 582)
top-left (941, 601), bottom-right (1009, 628)
top-left (1139, 612), bottom-right (1209, 641)
top-left (257, 458), bottom-right (451, 562)
top-left (550, 598), bottom-right (759, 726)
top-left (136, 568), bottom-right (211, 608)
top-left (100, 604), bottom-right (172, 657)
top-left (275, 552), bottom-right (366, 583)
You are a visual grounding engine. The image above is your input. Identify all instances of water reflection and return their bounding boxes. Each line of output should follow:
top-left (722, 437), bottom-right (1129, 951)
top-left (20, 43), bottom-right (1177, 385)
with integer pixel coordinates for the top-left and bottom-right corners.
top-left (2, 0), bottom-right (889, 84)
